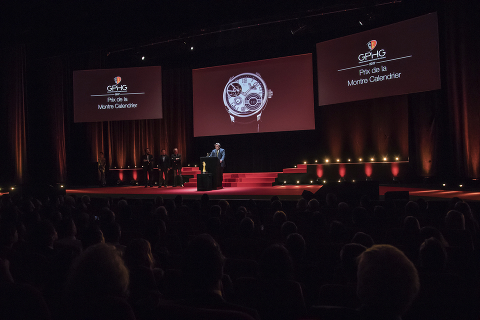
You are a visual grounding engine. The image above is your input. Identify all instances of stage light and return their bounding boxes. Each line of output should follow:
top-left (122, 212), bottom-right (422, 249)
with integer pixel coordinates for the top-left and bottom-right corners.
top-left (443, 183), bottom-right (446, 187)
top-left (352, 179), bottom-right (356, 183)
top-left (325, 159), bottom-right (329, 163)
top-left (323, 180), bottom-right (326, 184)
top-left (315, 160), bottom-right (318, 163)
top-left (304, 161), bottom-right (307, 164)
top-left (348, 159), bottom-right (351, 162)
top-left (370, 158), bottom-right (374, 161)
top-left (359, 158), bottom-right (363, 162)
top-left (459, 184), bottom-right (463, 187)
top-left (284, 181), bottom-right (287, 184)
top-left (11, 187), bottom-right (14, 191)
top-left (135, 166), bottom-right (137, 168)
top-left (395, 157), bottom-right (399, 161)
top-left (383, 157), bottom-right (387, 161)
top-left (336, 159), bottom-right (340, 162)
top-left (310, 181), bottom-right (313, 184)
top-left (295, 165), bottom-right (297, 168)
top-left (114, 167), bottom-right (117, 169)
top-left (60, 185), bottom-right (64, 188)
top-left (190, 46), bottom-right (194, 51)
top-left (141, 56), bottom-right (145, 60)
top-left (297, 181), bottom-right (300, 184)
top-left (338, 179), bottom-right (341, 183)
top-left (127, 166), bottom-right (130, 168)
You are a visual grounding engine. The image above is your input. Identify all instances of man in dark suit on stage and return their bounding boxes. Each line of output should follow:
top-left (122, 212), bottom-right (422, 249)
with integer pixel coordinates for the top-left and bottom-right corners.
top-left (157, 149), bottom-right (171, 187)
top-left (209, 143), bottom-right (225, 170)
top-left (171, 147), bottom-right (183, 187)
top-left (142, 148), bottom-right (154, 187)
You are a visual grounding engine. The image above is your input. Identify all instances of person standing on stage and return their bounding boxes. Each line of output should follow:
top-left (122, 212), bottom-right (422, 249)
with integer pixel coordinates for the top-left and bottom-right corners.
top-left (157, 149), bottom-right (171, 188)
top-left (209, 143), bottom-right (225, 171)
top-left (171, 147), bottom-right (183, 187)
top-left (98, 152), bottom-right (106, 187)
top-left (142, 148), bottom-right (154, 188)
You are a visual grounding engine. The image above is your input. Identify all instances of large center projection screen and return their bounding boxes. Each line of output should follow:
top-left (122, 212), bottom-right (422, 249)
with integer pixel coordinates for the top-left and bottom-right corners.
top-left (74, 66), bottom-right (162, 122)
top-left (317, 13), bottom-right (440, 106)
top-left (193, 54), bottom-right (315, 137)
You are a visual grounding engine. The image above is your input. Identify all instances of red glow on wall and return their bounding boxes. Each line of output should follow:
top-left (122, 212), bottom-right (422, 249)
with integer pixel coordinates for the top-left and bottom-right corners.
top-left (339, 164), bottom-right (346, 177)
top-left (316, 165), bottom-right (323, 178)
top-left (391, 162), bottom-right (399, 177)
top-left (133, 170), bottom-right (138, 181)
top-left (365, 163), bottom-right (372, 177)
top-left (119, 170), bottom-right (124, 181)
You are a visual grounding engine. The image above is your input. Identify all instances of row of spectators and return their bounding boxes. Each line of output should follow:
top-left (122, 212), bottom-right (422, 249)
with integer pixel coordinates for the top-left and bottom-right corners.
top-left (1, 192), bottom-right (479, 320)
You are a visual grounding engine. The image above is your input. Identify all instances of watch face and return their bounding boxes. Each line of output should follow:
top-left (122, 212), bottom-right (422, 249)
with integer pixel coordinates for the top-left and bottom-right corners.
top-left (223, 73), bottom-right (271, 119)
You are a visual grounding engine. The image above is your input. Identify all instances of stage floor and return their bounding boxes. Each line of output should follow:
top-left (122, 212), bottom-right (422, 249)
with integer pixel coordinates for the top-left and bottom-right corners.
top-left (66, 184), bottom-right (480, 201)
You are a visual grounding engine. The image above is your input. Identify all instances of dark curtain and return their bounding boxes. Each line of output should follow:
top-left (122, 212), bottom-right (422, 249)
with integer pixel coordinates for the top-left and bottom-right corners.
top-left (444, 0), bottom-right (480, 179)
top-left (0, 46), bottom-right (27, 184)
top-left (25, 55), bottom-right (67, 183)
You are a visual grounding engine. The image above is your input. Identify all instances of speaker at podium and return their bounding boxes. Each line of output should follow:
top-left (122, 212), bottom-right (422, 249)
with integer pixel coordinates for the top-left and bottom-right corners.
top-left (199, 157), bottom-right (223, 190)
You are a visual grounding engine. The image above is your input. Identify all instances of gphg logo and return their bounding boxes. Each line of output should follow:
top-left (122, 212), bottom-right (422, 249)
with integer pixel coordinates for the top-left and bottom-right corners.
top-left (107, 76), bottom-right (128, 92)
top-left (358, 40), bottom-right (386, 62)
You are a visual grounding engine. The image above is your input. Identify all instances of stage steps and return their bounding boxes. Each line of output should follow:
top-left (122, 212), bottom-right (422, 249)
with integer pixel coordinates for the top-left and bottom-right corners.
top-left (182, 165), bottom-right (306, 188)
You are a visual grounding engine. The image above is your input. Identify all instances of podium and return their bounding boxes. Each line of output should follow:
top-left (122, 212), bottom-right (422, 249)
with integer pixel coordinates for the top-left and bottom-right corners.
top-left (200, 157), bottom-right (223, 190)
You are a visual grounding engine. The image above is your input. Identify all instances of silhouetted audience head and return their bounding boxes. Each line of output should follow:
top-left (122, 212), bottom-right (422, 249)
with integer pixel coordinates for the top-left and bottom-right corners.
top-left (0, 221), bottom-right (18, 248)
top-left (281, 221), bottom-right (297, 239)
top-left (285, 233), bottom-right (306, 263)
top-left (57, 218), bottom-right (77, 239)
top-left (420, 226), bottom-right (449, 247)
top-left (182, 234), bottom-right (224, 291)
top-left (352, 207), bottom-right (368, 227)
top-left (329, 220), bottom-right (347, 243)
top-left (271, 200), bottom-right (283, 213)
top-left (405, 201), bottom-right (420, 217)
top-left (154, 196), bottom-right (164, 207)
top-left (103, 222), bottom-right (122, 244)
top-left (124, 238), bottom-right (155, 269)
top-left (307, 199), bottom-right (320, 212)
top-left (259, 244), bottom-right (294, 280)
top-left (81, 226), bottom-right (105, 249)
top-left (445, 210), bottom-right (465, 230)
top-left (296, 198), bottom-right (308, 212)
top-left (238, 217), bottom-right (254, 238)
top-left (351, 232), bottom-right (374, 248)
top-left (210, 205), bottom-right (222, 218)
top-left (30, 220), bottom-right (57, 249)
top-left (357, 244), bottom-right (419, 317)
top-left (326, 193), bottom-right (337, 207)
top-left (218, 200), bottom-right (230, 215)
top-left (273, 211), bottom-right (287, 226)
top-left (67, 243), bottom-right (129, 303)
top-left (153, 206), bottom-right (168, 222)
top-left (403, 216), bottom-right (420, 234)
top-left (419, 237), bottom-right (447, 272)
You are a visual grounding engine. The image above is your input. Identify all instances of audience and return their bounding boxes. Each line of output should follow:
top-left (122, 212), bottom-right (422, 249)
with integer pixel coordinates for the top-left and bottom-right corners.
top-left (1, 191), bottom-right (480, 320)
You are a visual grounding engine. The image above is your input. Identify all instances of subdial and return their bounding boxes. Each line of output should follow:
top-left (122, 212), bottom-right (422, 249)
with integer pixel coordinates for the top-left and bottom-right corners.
top-left (245, 93), bottom-right (262, 111)
top-left (227, 83), bottom-right (242, 97)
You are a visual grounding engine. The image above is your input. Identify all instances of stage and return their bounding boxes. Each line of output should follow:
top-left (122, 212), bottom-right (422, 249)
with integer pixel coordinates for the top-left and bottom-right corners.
top-left (65, 184), bottom-right (480, 201)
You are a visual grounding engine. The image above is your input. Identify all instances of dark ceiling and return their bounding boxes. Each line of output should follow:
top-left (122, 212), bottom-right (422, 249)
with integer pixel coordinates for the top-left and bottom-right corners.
top-left (1, 0), bottom-right (439, 62)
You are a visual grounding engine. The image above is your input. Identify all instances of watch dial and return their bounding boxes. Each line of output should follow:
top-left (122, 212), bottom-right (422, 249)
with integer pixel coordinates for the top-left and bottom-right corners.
top-left (224, 74), bottom-right (266, 115)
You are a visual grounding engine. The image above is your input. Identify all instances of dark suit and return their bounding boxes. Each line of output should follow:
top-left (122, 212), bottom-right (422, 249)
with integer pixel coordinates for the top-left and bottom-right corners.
top-left (142, 153), bottom-right (154, 187)
top-left (209, 148), bottom-right (226, 168)
top-left (171, 153), bottom-right (182, 186)
top-left (158, 154), bottom-right (171, 187)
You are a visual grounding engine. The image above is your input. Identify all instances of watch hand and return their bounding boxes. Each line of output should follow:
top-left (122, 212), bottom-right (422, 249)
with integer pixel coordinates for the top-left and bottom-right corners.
top-left (241, 82), bottom-right (258, 96)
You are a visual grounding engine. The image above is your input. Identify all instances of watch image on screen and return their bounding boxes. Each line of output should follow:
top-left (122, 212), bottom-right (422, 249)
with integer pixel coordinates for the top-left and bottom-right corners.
top-left (223, 72), bottom-right (273, 128)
